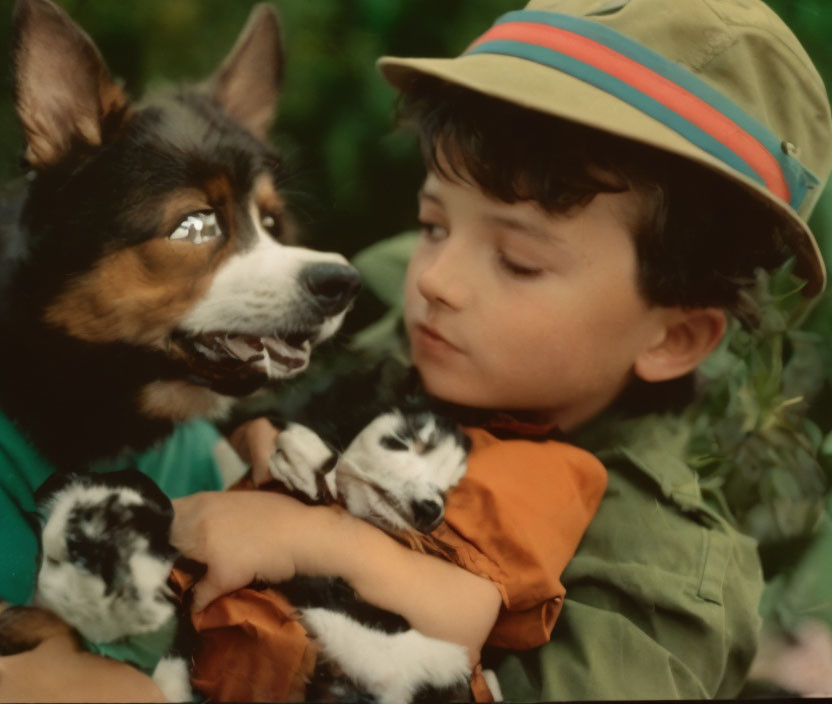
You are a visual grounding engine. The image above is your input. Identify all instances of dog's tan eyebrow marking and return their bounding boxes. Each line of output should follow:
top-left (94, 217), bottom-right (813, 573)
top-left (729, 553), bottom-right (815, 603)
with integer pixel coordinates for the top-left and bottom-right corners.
top-left (253, 173), bottom-right (285, 213)
top-left (43, 238), bottom-right (223, 347)
top-left (199, 174), bottom-right (236, 233)
top-left (252, 173), bottom-right (297, 242)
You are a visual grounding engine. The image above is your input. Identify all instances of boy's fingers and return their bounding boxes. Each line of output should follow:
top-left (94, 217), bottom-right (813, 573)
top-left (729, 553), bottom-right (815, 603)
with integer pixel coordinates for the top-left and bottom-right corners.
top-left (228, 418), bottom-right (279, 475)
top-left (249, 420), bottom-right (280, 478)
top-left (228, 423), bottom-right (254, 463)
top-left (191, 576), bottom-right (222, 614)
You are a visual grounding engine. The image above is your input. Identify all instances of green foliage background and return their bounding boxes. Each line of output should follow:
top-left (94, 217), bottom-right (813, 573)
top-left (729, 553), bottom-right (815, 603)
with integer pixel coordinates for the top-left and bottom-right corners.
top-left (1, 0), bottom-right (832, 634)
top-left (0, 1), bottom-right (831, 265)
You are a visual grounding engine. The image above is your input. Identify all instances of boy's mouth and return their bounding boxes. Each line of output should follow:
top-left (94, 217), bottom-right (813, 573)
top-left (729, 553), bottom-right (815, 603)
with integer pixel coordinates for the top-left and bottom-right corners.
top-left (414, 323), bottom-right (461, 352)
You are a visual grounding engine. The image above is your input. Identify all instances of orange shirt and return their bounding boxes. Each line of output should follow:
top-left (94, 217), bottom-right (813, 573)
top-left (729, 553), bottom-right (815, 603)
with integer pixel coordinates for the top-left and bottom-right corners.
top-left (187, 426), bottom-right (607, 701)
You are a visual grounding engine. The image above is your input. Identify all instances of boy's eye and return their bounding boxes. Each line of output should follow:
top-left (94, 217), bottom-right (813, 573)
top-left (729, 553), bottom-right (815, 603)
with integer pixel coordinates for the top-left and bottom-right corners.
top-left (419, 221), bottom-right (448, 242)
top-left (499, 252), bottom-right (543, 278)
top-left (169, 211), bottom-right (222, 244)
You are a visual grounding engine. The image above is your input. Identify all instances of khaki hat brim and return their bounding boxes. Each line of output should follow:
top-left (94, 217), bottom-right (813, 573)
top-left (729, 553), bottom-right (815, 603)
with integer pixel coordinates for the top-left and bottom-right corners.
top-left (379, 53), bottom-right (826, 296)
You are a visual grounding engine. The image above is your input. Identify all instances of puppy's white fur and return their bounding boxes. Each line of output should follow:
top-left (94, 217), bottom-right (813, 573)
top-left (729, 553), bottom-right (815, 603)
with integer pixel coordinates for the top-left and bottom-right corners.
top-left (302, 607), bottom-right (470, 704)
top-left (36, 485), bottom-right (175, 643)
top-left (152, 656), bottom-right (194, 703)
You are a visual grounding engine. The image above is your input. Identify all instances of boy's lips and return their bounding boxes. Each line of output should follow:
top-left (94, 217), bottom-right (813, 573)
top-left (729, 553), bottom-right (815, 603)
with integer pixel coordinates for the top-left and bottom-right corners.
top-left (413, 323), bottom-right (462, 353)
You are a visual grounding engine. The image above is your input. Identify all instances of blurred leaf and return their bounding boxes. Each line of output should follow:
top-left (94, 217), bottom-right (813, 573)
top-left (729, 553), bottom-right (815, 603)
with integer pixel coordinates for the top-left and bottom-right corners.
top-left (688, 266), bottom-right (831, 567)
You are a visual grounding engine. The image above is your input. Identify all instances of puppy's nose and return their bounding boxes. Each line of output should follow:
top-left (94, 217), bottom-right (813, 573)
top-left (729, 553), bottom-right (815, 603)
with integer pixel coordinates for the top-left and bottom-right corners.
top-left (301, 263), bottom-right (361, 316)
top-left (411, 499), bottom-right (443, 532)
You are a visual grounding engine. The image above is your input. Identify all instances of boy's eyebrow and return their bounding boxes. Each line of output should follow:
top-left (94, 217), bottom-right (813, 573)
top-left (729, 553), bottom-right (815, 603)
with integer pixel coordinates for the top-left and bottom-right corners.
top-left (483, 213), bottom-right (555, 243)
top-left (417, 188), bottom-right (441, 206)
top-left (419, 188), bottom-right (557, 243)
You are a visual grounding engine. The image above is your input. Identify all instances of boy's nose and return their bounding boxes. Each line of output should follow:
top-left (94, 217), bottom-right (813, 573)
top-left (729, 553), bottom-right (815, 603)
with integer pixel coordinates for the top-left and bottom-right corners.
top-left (415, 246), bottom-right (468, 310)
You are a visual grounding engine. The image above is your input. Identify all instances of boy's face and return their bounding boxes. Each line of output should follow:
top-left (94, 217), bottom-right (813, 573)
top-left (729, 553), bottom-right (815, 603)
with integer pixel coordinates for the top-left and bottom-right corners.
top-left (404, 167), bottom-right (674, 431)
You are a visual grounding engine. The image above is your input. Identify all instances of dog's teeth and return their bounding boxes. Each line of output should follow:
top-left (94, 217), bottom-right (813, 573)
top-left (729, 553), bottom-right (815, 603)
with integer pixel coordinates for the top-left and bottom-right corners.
top-left (169, 227), bottom-right (188, 240)
top-left (194, 342), bottom-right (220, 360)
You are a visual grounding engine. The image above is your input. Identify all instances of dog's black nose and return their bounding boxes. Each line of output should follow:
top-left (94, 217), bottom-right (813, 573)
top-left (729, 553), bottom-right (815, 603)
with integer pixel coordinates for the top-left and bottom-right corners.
top-left (411, 499), bottom-right (444, 532)
top-left (301, 263), bottom-right (361, 316)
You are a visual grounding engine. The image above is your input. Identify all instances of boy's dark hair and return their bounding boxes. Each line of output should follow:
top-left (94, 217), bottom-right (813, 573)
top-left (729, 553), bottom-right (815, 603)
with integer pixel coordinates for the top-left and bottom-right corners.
top-left (397, 76), bottom-right (788, 327)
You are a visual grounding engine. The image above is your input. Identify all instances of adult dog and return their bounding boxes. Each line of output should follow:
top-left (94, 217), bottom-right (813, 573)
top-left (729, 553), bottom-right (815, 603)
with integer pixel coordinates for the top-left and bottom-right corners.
top-left (0, 0), bottom-right (360, 473)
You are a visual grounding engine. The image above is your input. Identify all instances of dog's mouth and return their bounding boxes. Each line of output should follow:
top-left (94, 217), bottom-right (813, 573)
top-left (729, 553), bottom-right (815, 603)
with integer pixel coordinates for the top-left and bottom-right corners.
top-left (169, 329), bottom-right (315, 395)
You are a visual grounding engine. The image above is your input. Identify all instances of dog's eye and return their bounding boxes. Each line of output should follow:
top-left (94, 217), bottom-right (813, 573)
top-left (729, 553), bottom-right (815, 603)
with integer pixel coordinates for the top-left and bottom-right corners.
top-left (169, 211), bottom-right (222, 244)
top-left (260, 211), bottom-right (283, 240)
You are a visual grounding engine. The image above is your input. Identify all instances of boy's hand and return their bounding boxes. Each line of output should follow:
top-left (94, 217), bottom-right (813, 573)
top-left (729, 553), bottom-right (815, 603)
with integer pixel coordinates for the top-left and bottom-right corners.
top-left (228, 417), bottom-right (280, 486)
top-left (171, 491), bottom-right (299, 611)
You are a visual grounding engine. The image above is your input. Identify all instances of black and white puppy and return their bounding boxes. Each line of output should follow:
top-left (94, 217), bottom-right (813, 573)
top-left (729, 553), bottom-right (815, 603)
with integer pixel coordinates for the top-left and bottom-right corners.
top-left (32, 470), bottom-right (194, 703)
top-left (261, 363), bottom-right (476, 703)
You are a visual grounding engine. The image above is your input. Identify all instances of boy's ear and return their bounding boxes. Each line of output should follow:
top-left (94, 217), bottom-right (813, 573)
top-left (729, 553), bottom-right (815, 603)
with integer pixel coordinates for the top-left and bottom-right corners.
top-left (204, 4), bottom-right (284, 140)
top-left (634, 308), bottom-right (726, 383)
top-left (12, 0), bottom-right (129, 169)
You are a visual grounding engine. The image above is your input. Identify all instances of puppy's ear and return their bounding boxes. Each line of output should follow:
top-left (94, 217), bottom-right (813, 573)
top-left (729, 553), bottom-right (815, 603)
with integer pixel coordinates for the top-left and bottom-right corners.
top-left (11, 0), bottom-right (129, 170)
top-left (205, 3), bottom-right (284, 140)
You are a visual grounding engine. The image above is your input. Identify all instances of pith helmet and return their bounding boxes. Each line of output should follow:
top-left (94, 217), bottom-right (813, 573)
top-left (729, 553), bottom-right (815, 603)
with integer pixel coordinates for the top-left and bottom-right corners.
top-left (379, 0), bottom-right (832, 296)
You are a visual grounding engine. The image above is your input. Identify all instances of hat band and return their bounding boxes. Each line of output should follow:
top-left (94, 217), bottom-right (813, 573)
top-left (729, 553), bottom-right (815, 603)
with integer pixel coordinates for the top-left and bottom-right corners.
top-left (465, 10), bottom-right (818, 212)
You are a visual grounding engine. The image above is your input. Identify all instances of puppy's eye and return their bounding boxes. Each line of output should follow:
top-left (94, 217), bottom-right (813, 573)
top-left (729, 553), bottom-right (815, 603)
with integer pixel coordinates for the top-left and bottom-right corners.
top-left (380, 435), bottom-right (409, 451)
top-left (169, 211), bottom-right (222, 244)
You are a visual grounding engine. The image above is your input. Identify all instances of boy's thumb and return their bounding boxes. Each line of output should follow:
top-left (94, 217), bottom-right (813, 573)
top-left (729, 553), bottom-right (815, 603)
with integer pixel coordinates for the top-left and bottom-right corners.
top-left (191, 577), bottom-right (220, 613)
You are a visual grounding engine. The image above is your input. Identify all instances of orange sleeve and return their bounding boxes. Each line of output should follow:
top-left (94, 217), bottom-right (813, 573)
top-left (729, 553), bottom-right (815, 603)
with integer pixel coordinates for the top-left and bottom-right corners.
top-left (432, 427), bottom-right (607, 650)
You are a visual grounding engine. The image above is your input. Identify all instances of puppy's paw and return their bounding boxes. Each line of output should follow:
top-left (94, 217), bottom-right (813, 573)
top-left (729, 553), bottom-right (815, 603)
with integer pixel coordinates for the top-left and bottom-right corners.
top-left (269, 423), bottom-right (337, 501)
top-left (152, 655), bottom-right (193, 703)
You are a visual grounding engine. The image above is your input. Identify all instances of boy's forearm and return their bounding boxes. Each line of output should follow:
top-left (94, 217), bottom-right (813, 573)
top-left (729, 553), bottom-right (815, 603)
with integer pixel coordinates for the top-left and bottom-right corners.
top-left (290, 504), bottom-right (502, 661)
top-left (0, 634), bottom-right (166, 703)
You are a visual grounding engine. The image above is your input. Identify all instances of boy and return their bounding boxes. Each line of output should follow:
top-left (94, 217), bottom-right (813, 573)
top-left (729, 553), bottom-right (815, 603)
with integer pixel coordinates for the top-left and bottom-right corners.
top-left (171, 0), bottom-right (832, 700)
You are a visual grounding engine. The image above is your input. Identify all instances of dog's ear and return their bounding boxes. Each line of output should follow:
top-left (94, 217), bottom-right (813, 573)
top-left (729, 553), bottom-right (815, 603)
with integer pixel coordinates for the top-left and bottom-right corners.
top-left (204, 3), bottom-right (284, 140)
top-left (11, 0), bottom-right (129, 170)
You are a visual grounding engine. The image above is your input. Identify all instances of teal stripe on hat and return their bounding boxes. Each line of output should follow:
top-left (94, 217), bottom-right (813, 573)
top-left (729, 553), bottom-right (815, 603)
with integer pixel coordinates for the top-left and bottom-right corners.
top-left (465, 10), bottom-right (818, 211)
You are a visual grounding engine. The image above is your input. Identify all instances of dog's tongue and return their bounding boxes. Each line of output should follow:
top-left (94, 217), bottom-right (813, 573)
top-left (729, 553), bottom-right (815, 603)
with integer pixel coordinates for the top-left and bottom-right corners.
top-left (193, 333), bottom-right (309, 378)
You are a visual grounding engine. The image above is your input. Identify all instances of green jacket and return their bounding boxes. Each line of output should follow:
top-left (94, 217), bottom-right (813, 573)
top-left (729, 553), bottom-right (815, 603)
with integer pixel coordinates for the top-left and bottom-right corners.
top-left (491, 415), bottom-right (763, 700)
top-left (353, 234), bottom-right (764, 700)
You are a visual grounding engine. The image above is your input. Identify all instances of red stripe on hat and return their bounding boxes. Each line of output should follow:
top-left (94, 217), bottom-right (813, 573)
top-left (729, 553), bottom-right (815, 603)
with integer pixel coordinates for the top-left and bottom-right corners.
top-left (469, 22), bottom-right (790, 201)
